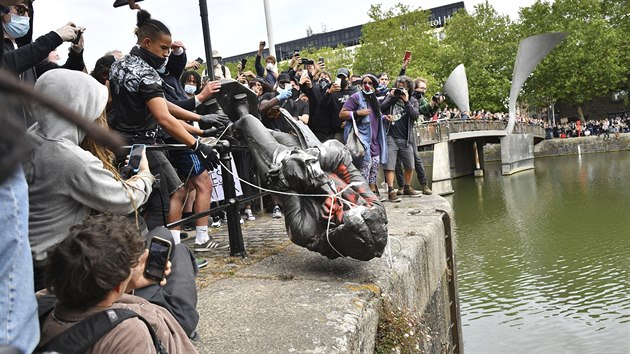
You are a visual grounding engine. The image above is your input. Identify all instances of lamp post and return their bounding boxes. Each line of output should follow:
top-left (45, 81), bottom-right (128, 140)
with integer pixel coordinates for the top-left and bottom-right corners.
top-left (198, 0), bottom-right (215, 80)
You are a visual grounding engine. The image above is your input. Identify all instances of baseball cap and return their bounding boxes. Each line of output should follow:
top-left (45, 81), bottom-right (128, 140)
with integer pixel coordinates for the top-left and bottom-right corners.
top-left (336, 68), bottom-right (350, 78)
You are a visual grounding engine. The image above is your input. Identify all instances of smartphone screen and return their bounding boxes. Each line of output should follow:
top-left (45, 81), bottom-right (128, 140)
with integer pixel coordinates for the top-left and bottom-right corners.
top-left (144, 236), bottom-right (172, 282)
top-left (127, 144), bottom-right (145, 173)
top-left (403, 50), bottom-right (412, 62)
top-left (335, 78), bottom-right (342, 86)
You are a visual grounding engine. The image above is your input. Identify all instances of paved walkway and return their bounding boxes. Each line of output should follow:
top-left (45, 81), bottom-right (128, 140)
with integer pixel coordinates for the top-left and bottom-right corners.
top-left (181, 211), bottom-right (291, 289)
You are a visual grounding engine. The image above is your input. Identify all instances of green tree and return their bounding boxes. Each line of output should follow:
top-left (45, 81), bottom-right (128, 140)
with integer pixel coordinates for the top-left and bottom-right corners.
top-left (517, 0), bottom-right (627, 119)
top-left (354, 3), bottom-right (439, 80)
top-left (437, 1), bottom-right (517, 112)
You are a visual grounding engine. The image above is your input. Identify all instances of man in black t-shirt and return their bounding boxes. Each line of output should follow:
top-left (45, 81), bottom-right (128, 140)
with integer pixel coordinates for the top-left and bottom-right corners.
top-left (313, 68), bottom-right (353, 142)
top-left (380, 76), bottom-right (420, 199)
top-left (109, 10), bottom-right (223, 231)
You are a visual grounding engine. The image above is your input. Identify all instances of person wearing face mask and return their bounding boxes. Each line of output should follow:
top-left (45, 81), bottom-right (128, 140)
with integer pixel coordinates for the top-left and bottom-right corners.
top-left (313, 68), bottom-right (353, 143)
top-left (156, 40), bottom-right (223, 249)
top-left (2, 1), bottom-right (85, 84)
top-left (290, 75), bottom-right (309, 124)
top-left (211, 49), bottom-right (231, 79)
top-left (339, 74), bottom-right (389, 200)
top-left (180, 70), bottom-right (202, 97)
top-left (254, 40), bottom-right (278, 86)
top-left (109, 10), bottom-right (225, 234)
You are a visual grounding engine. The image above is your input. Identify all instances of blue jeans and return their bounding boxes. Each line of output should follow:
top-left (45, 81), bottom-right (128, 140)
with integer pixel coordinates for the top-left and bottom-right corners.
top-left (0, 168), bottom-right (39, 353)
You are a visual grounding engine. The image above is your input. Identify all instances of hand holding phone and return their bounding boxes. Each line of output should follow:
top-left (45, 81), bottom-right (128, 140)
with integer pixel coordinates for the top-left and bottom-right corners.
top-left (144, 236), bottom-right (172, 282)
top-left (121, 144), bottom-right (146, 179)
top-left (403, 50), bottom-right (412, 62)
top-left (71, 26), bottom-right (85, 45)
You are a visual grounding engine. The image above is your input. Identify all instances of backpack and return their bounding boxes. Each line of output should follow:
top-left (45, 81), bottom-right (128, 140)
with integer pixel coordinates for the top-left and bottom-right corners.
top-left (36, 295), bottom-right (167, 354)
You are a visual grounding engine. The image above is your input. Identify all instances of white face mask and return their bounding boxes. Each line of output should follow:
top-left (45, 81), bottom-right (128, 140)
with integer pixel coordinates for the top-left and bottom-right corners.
top-left (3, 14), bottom-right (30, 39)
top-left (184, 84), bottom-right (197, 94)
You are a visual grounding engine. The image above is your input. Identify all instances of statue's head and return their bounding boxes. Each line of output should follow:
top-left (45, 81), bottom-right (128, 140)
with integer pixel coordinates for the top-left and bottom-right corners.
top-left (326, 205), bottom-right (388, 261)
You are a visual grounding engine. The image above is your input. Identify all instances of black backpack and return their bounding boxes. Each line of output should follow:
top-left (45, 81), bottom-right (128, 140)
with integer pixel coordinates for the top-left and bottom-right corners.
top-left (36, 295), bottom-right (167, 354)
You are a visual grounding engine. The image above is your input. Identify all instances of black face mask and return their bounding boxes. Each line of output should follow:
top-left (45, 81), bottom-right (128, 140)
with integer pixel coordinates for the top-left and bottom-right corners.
top-left (319, 79), bottom-right (330, 91)
top-left (134, 46), bottom-right (167, 70)
top-left (291, 88), bottom-right (300, 100)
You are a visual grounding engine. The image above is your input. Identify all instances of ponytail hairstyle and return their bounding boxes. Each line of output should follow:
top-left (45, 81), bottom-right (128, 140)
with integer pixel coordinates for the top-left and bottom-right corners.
top-left (134, 9), bottom-right (171, 43)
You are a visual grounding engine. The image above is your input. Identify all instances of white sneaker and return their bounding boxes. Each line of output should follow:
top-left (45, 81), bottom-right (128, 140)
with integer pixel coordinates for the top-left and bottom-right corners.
top-left (211, 217), bottom-right (221, 228)
top-left (272, 206), bottom-right (282, 219)
top-left (244, 208), bottom-right (256, 221)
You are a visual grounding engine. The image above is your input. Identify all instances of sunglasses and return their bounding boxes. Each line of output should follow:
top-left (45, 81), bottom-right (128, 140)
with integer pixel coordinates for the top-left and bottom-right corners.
top-left (362, 81), bottom-right (374, 86)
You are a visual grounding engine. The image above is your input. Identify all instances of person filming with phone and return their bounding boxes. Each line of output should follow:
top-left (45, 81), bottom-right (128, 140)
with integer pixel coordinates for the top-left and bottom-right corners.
top-left (38, 213), bottom-right (198, 353)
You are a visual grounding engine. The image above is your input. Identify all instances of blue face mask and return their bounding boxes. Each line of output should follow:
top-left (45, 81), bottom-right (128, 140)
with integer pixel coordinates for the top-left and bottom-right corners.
top-left (3, 14), bottom-right (30, 39)
top-left (184, 84), bottom-right (197, 95)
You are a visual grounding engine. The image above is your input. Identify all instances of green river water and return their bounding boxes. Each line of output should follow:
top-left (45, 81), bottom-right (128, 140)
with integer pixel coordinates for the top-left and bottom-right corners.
top-left (446, 151), bottom-right (630, 354)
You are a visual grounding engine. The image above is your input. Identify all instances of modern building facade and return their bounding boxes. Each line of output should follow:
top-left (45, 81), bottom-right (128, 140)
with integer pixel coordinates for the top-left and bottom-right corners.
top-left (223, 1), bottom-right (465, 63)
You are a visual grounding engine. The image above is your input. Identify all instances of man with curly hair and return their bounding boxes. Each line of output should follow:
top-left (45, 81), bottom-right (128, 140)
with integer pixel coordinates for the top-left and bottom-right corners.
top-left (39, 213), bottom-right (198, 353)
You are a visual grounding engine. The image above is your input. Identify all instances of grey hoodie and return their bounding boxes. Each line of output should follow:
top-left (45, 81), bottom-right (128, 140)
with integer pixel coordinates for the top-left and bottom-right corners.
top-left (24, 69), bottom-right (155, 261)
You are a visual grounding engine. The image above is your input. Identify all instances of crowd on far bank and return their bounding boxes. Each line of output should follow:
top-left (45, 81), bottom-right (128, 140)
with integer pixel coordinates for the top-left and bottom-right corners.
top-left (544, 114), bottom-right (630, 139)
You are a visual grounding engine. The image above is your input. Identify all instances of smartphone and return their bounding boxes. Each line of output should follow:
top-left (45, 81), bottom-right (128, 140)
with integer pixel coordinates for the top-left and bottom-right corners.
top-left (120, 144), bottom-right (145, 179)
top-left (285, 83), bottom-right (292, 91)
top-left (403, 50), bottom-right (412, 62)
top-left (334, 78), bottom-right (342, 86)
top-left (195, 57), bottom-right (204, 64)
top-left (72, 27), bottom-right (84, 45)
top-left (127, 144), bottom-right (145, 174)
top-left (318, 57), bottom-right (324, 64)
top-left (240, 58), bottom-right (247, 68)
top-left (144, 236), bottom-right (172, 282)
top-left (260, 40), bottom-right (266, 47)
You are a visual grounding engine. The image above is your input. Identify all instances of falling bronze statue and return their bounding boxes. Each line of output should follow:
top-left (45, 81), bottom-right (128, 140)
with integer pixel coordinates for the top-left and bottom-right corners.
top-left (198, 80), bottom-right (389, 261)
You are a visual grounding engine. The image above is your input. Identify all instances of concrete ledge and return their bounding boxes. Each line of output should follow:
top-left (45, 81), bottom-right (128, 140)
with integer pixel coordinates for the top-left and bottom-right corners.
top-left (194, 196), bottom-right (455, 353)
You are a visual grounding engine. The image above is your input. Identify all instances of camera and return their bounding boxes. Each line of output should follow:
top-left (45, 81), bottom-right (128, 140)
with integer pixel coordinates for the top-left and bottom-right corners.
top-left (432, 92), bottom-right (447, 102)
top-left (301, 58), bottom-right (314, 65)
top-left (393, 88), bottom-right (403, 96)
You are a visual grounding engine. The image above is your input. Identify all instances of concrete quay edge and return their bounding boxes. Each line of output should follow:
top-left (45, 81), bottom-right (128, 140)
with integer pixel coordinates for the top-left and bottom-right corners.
top-left (192, 195), bottom-right (454, 354)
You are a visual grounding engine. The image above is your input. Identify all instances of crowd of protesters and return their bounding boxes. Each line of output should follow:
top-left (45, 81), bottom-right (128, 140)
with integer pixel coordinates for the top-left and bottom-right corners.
top-left (1, 2), bottom-right (439, 352)
top-left (2, 0), bottom-right (628, 352)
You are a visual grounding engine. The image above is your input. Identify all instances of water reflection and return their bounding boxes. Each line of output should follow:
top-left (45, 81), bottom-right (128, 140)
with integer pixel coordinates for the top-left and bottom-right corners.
top-left (452, 152), bottom-right (630, 354)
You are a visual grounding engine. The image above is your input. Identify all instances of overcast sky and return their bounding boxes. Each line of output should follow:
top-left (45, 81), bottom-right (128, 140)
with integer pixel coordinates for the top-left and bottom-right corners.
top-left (32, 0), bottom-right (545, 71)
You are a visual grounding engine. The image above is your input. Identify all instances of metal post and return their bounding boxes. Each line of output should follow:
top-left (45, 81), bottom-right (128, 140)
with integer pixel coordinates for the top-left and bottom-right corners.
top-left (198, 0), bottom-right (215, 80)
top-left (262, 0), bottom-right (276, 59)
top-left (216, 141), bottom-right (246, 257)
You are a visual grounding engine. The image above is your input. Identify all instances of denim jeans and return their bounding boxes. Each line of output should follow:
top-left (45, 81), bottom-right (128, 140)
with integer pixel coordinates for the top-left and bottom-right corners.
top-left (0, 168), bottom-right (39, 353)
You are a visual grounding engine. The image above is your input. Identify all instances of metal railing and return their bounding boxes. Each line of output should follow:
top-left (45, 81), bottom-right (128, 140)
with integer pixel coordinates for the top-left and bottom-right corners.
top-left (416, 119), bottom-right (545, 146)
top-left (124, 142), bottom-right (269, 258)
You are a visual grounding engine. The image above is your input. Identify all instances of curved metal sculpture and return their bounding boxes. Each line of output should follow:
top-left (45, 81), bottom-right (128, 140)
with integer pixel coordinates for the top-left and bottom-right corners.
top-left (506, 32), bottom-right (567, 134)
top-left (442, 64), bottom-right (470, 114)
